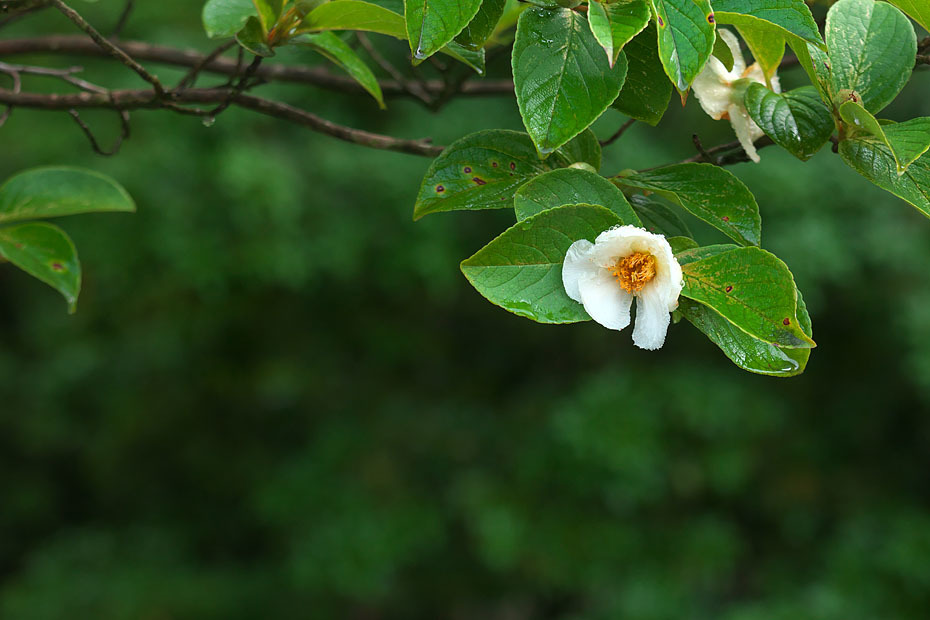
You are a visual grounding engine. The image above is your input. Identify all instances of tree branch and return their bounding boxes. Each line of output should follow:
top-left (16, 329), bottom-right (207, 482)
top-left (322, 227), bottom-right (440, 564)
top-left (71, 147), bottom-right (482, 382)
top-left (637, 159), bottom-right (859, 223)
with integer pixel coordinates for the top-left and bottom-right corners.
top-left (600, 118), bottom-right (636, 147)
top-left (0, 86), bottom-right (443, 156)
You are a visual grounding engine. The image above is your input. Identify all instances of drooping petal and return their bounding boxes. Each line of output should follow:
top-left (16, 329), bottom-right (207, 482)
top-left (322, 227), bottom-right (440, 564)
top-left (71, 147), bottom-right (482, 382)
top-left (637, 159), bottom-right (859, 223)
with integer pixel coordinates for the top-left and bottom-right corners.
top-left (562, 239), bottom-right (597, 303)
top-left (727, 103), bottom-right (764, 163)
top-left (692, 60), bottom-right (734, 121)
top-left (578, 271), bottom-right (633, 331)
top-left (632, 283), bottom-right (672, 350)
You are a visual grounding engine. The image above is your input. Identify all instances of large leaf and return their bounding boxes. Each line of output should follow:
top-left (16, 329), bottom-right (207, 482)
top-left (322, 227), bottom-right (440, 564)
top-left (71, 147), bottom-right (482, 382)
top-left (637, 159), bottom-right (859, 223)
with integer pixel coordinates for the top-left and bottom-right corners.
top-left (404, 0), bottom-right (483, 61)
top-left (629, 195), bottom-right (692, 238)
top-left (414, 130), bottom-right (590, 219)
top-left (0, 166), bottom-right (136, 225)
top-left (612, 23), bottom-right (673, 126)
top-left (460, 203), bottom-right (623, 323)
top-left (681, 247), bottom-right (815, 348)
top-left (839, 101), bottom-right (930, 174)
top-left (789, 39), bottom-right (833, 103)
top-left (887, 0), bottom-right (930, 31)
top-left (513, 168), bottom-right (641, 225)
top-left (825, 0), bottom-right (917, 114)
top-left (299, 1), bottom-right (407, 38)
top-left (203, 0), bottom-right (257, 38)
top-left (455, 0), bottom-right (507, 50)
top-left (512, 7), bottom-right (628, 155)
top-left (294, 32), bottom-right (385, 108)
top-left (744, 84), bottom-right (834, 161)
top-left (711, 0), bottom-right (822, 47)
top-left (650, 0), bottom-right (716, 92)
top-left (0, 222), bottom-right (81, 313)
top-left (735, 22), bottom-right (784, 85)
top-left (839, 136), bottom-right (930, 218)
top-left (587, 0), bottom-right (651, 67)
top-left (614, 164), bottom-right (761, 246)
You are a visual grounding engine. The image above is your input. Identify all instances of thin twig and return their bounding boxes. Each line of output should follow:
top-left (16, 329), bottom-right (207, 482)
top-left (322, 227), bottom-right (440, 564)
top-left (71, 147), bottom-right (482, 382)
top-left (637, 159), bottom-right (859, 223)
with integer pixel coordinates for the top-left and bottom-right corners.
top-left (0, 63), bottom-right (22, 128)
top-left (691, 134), bottom-right (713, 162)
top-left (205, 54), bottom-right (262, 120)
top-left (176, 40), bottom-right (236, 90)
top-left (601, 118), bottom-right (636, 147)
top-left (111, 0), bottom-right (134, 37)
top-left (356, 33), bottom-right (432, 106)
top-left (67, 99), bottom-right (130, 155)
top-left (0, 61), bottom-right (105, 92)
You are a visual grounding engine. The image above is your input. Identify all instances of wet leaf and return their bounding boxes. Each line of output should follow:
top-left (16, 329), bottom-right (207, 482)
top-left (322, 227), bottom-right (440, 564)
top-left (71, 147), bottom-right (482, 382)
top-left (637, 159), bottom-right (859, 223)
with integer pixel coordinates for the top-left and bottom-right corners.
top-left (0, 222), bottom-right (81, 313)
top-left (404, 0), bottom-right (483, 62)
top-left (650, 0), bottom-right (716, 92)
top-left (513, 168), bottom-right (641, 224)
top-left (744, 85), bottom-right (834, 161)
top-left (587, 0), bottom-right (650, 67)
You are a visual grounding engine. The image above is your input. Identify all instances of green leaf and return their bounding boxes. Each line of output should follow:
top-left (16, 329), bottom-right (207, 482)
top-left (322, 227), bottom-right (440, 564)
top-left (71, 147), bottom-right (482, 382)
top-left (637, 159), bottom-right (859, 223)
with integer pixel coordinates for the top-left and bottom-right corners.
top-left (650, 0), bottom-right (716, 92)
top-left (0, 166), bottom-right (135, 225)
top-left (839, 101), bottom-right (930, 174)
top-left (203, 0), bottom-right (257, 38)
top-left (680, 295), bottom-right (812, 376)
top-left (789, 39), bottom-right (832, 103)
top-left (887, 0), bottom-right (930, 31)
top-left (615, 163), bottom-right (761, 246)
top-left (628, 194), bottom-right (693, 238)
top-left (405, 0), bottom-right (483, 62)
top-left (294, 32), bottom-right (385, 108)
top-left (252, 0), bottom-right (277, 32)
top-left (587, 0), bottom-right (650, 67)
top-left (667, 235), bottom-right (698, 254)
top-left (711, 0), bottom-right (823, 47)
top-left (513, 168), bottom-right (641, 224)
top-left (674, 242), bottom-right (737, 266)
top-left (612, 23), bottom-right (673, 126)
top-left (681, 246), bottom-right (815, 349)
top-left (513, 7), bottom-right (628, 155)
top-left (415, 130), bottom-right (583, 219)
top-left (712, 30), bottom-right (735, 72)
top-left (455, 0), bottom-right (507, 50)
top-left (839, 136), bottom-right (930, 218)
top-left (735, 22), bottom-right (784, 85)
top-left (744, 84), bottom-right (834, 161)
top-left (460, 203), bottom-right (623, 323)
top-left (236, 15), bottom-right (274, 56)
top-left (0, 222), bottom-right (81, 313)
top-left (440, 41), bottom-right (486, 75)
top-left (826, 0), bottom-right (917, 114)
top-left (557, 129), bottom-right (602, 172)
top-left (300, 0), bottom-right (407, 38)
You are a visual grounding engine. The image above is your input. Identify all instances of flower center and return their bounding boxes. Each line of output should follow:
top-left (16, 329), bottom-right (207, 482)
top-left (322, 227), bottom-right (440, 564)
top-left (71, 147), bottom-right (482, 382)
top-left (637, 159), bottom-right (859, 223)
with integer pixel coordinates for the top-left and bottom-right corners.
top-left (609, 252), bottom-right (657, 293)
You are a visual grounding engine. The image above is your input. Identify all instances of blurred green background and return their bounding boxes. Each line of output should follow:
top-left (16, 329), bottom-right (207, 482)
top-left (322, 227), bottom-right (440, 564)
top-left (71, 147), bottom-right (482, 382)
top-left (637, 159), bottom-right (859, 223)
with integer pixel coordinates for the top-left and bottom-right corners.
top-left (2, 2), bottom-right (930, 618)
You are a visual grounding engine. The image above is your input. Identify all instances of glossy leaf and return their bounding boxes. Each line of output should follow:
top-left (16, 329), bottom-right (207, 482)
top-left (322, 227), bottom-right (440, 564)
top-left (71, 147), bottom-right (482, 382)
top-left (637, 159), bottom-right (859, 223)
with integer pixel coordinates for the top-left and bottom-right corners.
top-left (611, 23), bottom-right (672, 126)
top-left (744, 84), bottom-right (834, 161)
top-left (203, 0), bottom-right (257, 38)
top-left (294, 33), bottom-right (385, 108)
top-left (456, 0), bottom-right (507, 50)
top-left (0, 166), bottom-right (136, 225)
top-left (826, 0), bottom-right (917, 114)
top-left (460, 204), bottom-right (623, 323)
top-left (789, 39), bottom-right (832, 103)
top-left (839, 101), bottom-right (930, 174)
top-left (711, 0), bottom-right (822, 47)
top-left (587, 0), bottom-right (650, 67)
top-left (615, 164), bottom-right (761, 246)
top-left (513, 7), bottom-right (628, 155)
top-left (414, 130), bottom-right (588, 220)
top-left (887, 0), bottom-right (930, 31)
top-left (0, 222), bottom-right (81, 313)
top-left (557, 129), bottom-right (602, 172)
top-left (681, 246), bottom-right (815, 349)
top-left (650, 0), bottom-right (716, 92)
top-left (513, 168), bottom-right (641, 225)
top-left (736, 22), bottom-right (784, 84)
top-left (405, 0), bottom-right (483, 62)
top-left (840, 136), bottom-right (930, 218)
top-left (629, 195), bottom-right (692, 238)
top-left (441, 41), bottom-right (486, 75)
top-left (300, 1), bottom-right (407, 38)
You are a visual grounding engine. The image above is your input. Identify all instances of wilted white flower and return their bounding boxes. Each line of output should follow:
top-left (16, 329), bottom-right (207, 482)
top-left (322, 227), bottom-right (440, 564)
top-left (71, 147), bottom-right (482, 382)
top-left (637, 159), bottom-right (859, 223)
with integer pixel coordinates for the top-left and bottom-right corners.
top-left (562, 226), bottom-right (683, 350)
top-left (692, 29), bottom-right (780, 163)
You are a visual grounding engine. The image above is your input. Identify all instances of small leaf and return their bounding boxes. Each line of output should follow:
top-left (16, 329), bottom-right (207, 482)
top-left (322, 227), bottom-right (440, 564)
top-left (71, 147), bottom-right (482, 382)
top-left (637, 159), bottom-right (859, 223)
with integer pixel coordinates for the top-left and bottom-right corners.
top-left (612, 23), bottom-right (673, 126)
top-left (0, 222), bottom-right (81, 313)
top-left (629, 195), bottom-right (693, 238)
top-left (405, 0), bottom-right (483, 62)
top-left (455, 0), bottom-right (507, 50)
top-left (789, 39), bottom-right (832, 103)
top-left (744, 84), bottom-right (834, 161)
top-left (839, 101), bottom-right (930, 174)
top-left (681, 246), bottom-right (815, 349)
top-left (236, 15), bottom-right (274, 56)
top-left (513, 168), bottom-right (641, 225)
top-left (294, 32), bottom-right (385, 108)
top-left (587, 0), bottom-right (651, 67)
top-left (300, 1), bottom-right (407, 38)
top-left (440, 41), bottom-right (486, 75)
top-left (839, 136), bottom-right (930, 218)
top-left (460, 204), bottom-right (623, 323)
top-left (203, 0), bottom-right (257, 38)
top-left (712, 30), bottom-right (735, 72)
top-left (735, 22), bottom-right (784, 85)
top-left (614, 163), bottom-right (762, 246)
top-left (887, 0), bottom-right (930, 32)
top-left (650, 0), bottom-right (716, 92)
top-left (252, 0), bottom-right (277, 32)
top-left (711, 0), bottom-right (823, 47)
top-left (513, 7), bottom-right (628, 155)
top-left (826, 0), bottom-right (917, 114)
top-left (557, 129), bottom-right (602, 172)
top-left (0, 166), bottom-right (135, 225)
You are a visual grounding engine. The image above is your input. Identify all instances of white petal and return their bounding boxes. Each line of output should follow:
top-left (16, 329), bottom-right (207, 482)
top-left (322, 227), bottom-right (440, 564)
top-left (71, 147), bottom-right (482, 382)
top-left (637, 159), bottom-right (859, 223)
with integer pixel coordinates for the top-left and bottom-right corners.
top-left (770, 73), bottom-right (782, 94)
top-left (562, 239), bottom-right (597, 303)
top-left (728, 103), bottom-right (763, 163)
top-left (692, 59), bottom-right (733, 120)
top-left (718, 29), bottom-right (746, 77)
top-left (632, 283), bottom-right (672, 350)
top-left (578, 272), bottom-right (633, 332)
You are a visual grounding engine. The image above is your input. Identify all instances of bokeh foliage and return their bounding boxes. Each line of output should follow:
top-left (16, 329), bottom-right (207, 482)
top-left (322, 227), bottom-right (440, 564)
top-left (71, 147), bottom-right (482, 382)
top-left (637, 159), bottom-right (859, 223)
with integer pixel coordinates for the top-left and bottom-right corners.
top-left (0, 1), bottom-right (929, 618)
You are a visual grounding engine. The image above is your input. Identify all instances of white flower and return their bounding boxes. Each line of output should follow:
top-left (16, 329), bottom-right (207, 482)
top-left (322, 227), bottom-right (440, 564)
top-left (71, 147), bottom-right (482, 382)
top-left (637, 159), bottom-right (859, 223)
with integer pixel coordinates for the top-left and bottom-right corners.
top-left (692, 29), bottom-right (781, 163)
top-left (562, 226), bottom-right (683, 350)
